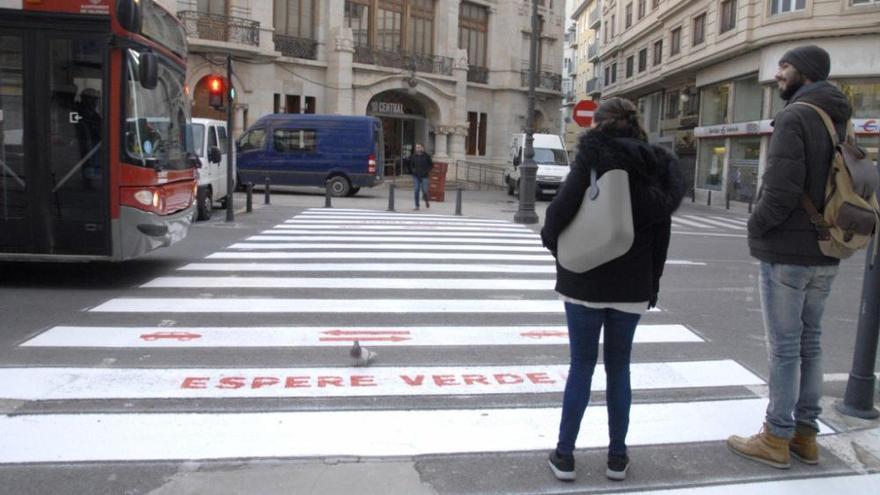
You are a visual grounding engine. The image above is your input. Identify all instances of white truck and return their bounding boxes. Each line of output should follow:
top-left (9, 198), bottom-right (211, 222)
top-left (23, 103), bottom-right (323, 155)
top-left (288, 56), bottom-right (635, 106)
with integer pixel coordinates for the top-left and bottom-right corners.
top-left (190, 118), bottom-right (235, 221)
top-left (504, 133), bottom-right (570, 199)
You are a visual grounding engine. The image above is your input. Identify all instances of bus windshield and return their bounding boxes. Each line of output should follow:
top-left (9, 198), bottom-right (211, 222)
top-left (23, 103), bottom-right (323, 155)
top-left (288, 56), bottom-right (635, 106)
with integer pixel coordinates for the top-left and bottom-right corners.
top-left (123, 49), bottom-right (190, 170)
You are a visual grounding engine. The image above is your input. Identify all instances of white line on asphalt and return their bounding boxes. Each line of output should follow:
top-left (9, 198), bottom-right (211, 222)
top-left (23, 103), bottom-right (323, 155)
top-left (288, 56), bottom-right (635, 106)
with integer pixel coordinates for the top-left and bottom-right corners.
top-left (206, 252), bottom-right (555, 261)
top-left (681, 215), bottom-right (745, 230)
top-left (89, 298), bottom-right (566, 313)
top-left (270, 225), bottom-right (531, 232)
top-left (0, 399), bottom-right (831, 462)
top-left (672, 231), bottom-right (747, 239)
top-left (22, 324), bottom-right (700, 348)
top-left (622, 474), bottom-right (880, 495)
top-left (0, 361), bottom-right (763, 400)
top-left (179, 262), bottom-right (556, 273)
top-left (671, 216), bottom-right (718, 229)
top-left (227, 243), bottom-right (547, 252)
top-left (299, 211), bottom-right (501, 221)
top-left (710, 215), bottom-right (748, 226)
top-left (288, 216), bottom-right (511, 224)
top-left (285, 220), bottom-right (516, 227)
top-left (261, 229), bottom-right (540, 238)
top-left (246, 235), bottom-right (540, 245)
top-left (141, 277), bottom-right (555, 291)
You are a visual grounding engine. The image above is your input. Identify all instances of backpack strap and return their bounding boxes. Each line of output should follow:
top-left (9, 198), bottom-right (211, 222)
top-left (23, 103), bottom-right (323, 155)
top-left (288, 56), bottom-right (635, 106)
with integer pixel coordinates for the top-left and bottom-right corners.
top-left (792, 102), bottom-right (841, 146)
top-left (791, 102), bottom-right (839, 240)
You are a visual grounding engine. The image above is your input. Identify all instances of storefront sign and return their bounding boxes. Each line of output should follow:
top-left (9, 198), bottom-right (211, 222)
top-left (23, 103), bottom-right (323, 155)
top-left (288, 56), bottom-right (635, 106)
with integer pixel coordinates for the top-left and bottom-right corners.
top-left (694, 120), bottom-right (773, 138)
top-left (369, 102), bottom-right (405, 115)
top-left (854, 119), bottom-right (879, 135)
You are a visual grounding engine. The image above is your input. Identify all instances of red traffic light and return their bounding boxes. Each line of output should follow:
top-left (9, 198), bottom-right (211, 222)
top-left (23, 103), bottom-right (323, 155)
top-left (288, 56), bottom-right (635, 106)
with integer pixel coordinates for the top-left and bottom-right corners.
top-left (208, 76), bottom-right (223, 109)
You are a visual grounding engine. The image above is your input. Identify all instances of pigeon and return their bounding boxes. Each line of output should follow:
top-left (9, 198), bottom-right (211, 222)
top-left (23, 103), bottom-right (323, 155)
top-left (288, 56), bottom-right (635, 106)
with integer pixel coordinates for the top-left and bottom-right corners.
top-left (349, 340), bottom-right (377, 367)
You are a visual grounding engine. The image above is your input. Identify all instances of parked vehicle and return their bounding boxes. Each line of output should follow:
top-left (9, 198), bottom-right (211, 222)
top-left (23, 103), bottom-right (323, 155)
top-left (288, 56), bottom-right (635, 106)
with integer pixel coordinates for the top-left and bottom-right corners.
top-left (236, 114), bottom-right (383, 197)
top-left (190, 118), bottom-right (235, 221)
top-left (504, 133), bottom-right (571, 199)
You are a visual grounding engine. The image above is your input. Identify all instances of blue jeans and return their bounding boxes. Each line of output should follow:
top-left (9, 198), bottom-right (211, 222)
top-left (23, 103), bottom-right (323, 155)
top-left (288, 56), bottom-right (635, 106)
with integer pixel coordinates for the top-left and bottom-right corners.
top-left (557, 303), bottom-right (640, 456)
top-left (413, 175), bottom-right (429, 207)
top-left (759, 262), bottom-right (838, 438)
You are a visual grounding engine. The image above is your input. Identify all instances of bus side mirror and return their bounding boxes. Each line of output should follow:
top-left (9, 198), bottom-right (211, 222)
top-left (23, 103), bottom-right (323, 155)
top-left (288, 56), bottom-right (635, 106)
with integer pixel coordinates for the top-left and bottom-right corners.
top-left (139, 52), bottom-right (158, 90)
top-left (116, 0), bottom-right (142, 34)
top-left (209, 147), bottom-right (222, 164)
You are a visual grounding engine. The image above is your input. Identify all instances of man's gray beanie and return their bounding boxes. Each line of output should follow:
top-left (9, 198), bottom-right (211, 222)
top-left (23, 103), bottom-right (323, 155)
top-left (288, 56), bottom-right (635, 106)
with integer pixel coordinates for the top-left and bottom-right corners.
top-left (779, 45), bottom-right (831, 82)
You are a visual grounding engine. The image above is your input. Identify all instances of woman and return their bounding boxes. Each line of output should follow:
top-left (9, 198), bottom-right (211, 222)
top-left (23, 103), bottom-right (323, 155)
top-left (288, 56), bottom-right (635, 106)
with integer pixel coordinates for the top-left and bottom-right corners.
top-left (541, 98), bottom-right (685, 482)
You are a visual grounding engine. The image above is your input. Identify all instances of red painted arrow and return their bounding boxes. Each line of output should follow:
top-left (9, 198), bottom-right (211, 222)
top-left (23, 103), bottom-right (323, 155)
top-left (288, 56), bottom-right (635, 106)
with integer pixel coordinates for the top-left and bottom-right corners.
top-left (139, 332), bottom-right (203, 341)
top-left (319, 336), bottom-right (411, 342)
top-left (520, 330), bottom-right (568, 339)
top-left (321, 329), bottom-right (411, 336)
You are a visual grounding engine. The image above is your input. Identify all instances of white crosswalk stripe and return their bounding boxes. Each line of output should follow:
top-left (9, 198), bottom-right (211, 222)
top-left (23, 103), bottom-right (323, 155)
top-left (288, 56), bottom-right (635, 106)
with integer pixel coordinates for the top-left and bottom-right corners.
top-left (672, 212), bottom-right (750, 236)
top-left (8, 205), bottom-right (823, 490)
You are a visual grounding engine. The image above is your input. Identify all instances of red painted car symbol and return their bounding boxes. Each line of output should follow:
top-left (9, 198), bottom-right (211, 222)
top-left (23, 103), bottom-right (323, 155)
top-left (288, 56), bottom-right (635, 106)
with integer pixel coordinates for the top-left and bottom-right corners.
top-left (140, 331), bottom-right (203, 341)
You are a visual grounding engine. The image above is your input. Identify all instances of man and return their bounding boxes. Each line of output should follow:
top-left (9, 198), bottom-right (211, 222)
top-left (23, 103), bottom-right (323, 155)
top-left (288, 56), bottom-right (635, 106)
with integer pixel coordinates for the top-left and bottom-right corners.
top-left (727, 45), bottom-right (852, 469)
top-left (409, 143), bottom-right (433, 210)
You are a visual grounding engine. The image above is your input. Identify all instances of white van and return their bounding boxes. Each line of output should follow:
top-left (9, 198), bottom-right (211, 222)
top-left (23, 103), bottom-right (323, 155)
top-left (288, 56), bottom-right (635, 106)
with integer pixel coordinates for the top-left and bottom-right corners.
top-left (504, 133), bottom-right (570, 199)
top-left (190, 118), bottom-right (235, 220)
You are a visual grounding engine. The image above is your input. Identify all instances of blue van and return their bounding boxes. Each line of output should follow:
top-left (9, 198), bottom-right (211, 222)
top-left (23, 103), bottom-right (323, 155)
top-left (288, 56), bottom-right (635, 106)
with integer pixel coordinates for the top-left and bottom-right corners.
top-left (236, 114), bottom-right (383, 196)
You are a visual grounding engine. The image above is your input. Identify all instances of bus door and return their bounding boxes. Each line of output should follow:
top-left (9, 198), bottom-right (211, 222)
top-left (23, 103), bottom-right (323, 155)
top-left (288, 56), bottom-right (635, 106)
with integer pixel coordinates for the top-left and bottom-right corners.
top-left (0, 22), bottom-right (109, 256)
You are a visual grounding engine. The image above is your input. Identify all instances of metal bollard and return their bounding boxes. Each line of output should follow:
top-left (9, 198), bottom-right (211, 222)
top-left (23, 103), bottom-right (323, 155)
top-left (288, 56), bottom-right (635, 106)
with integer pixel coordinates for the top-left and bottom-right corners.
top-left (455, 187), bottom-right (463, 216)
top-left (707, 190), bottom-right (712, 207)
top-left (264, 177), bottom-right (271, 205)
top-left (726, 190), bottom-right (731, 210)
top-left (691, 186), bottom-right (696, 203)
top-left (246, 182), bottom-right (253, 213)
top-left (748, 196), bottom-right (753, 214)
top-left (387, 183), bottom-right (396, 212)
top-left (324, 184), bottom-right (332, 208)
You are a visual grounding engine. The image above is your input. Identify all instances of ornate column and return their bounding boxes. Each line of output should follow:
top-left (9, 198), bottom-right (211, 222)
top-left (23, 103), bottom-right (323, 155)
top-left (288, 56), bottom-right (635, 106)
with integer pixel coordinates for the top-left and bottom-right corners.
top-left (433, 126), bottom-right (451, 161)
top-left (449, 48), bottom-right (469, 175)
top-left (326, 26), bottom-right (355, 115)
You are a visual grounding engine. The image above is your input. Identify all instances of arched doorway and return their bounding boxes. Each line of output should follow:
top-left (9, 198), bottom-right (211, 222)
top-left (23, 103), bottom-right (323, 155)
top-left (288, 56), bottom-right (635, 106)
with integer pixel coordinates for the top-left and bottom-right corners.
top-left (367, 91), bottom-right (428, 177)
top-left (192, 75), bottom-right (227, 121)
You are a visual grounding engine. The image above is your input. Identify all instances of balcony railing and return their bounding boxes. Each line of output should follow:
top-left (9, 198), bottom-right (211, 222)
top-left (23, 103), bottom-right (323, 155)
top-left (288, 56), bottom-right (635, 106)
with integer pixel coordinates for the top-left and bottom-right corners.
top-left (586, 77), bottom-right (601, 96)
top-left (467, 65), bottom-right (489, 84)
top-left (588, 41), bottom-right (599, 62)
top-left (521, 70), bottom-right (563, 91)
top-left (589, 8), bottom-right (601, 29)
top-left (274, 34), bottom-right (318, 60)
top-left (178, 11), bottom-right (259, 47)
top-left (354, 46), bottom-right (454, 76)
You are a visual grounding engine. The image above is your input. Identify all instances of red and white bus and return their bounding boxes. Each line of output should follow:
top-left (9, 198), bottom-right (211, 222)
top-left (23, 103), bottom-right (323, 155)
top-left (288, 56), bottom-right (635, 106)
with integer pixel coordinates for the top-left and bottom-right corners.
top-left (0, 0), bottom-right (198, 261)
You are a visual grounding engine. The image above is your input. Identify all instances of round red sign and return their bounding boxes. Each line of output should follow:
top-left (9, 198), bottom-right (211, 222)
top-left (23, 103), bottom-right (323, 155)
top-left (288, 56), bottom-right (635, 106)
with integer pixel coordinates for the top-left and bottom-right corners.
top-left (572, 100), bottom-right (598, 128)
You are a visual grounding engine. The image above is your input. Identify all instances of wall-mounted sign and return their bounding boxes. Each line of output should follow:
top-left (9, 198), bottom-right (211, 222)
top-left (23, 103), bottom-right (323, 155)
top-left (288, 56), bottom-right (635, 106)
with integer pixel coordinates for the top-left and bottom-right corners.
top-left (694, 120), bottom-right (774, 138)
top-left (369, 102), bottom-right (406, 115)
top-left (854, 119), bottom-right (879, 135)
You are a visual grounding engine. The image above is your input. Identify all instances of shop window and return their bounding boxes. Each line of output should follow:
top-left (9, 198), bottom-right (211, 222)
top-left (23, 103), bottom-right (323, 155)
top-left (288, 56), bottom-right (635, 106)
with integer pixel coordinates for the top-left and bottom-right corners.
top-left (649, 92), bottom-right (663, 132)
top-left (733, 77), bottom-right (763, 122)
top-left (682, 88), bottom-right (700, 117)
top-left (720, 0), bottom-right (737, 33)
top-left (638, 48), bottom-right (647, 73)
top-left (857, 136), bottom-right (879, 163)
top-left (665, 90), bottom-right (680, 120)
top-left (653, 39), bottom-right (663, 65)
top-left (466, 111), bottom-right (487, 156)
top-left (767, 84), bottom-right (785, 117)
top-left (697, 138), bottom-right (725, 190)
top-left (701, 82), bottom-right (730, 126)
top-left (770, 0), bottom-right (806, 15)
top-left (670, 27), bottom-right (681, 56)
top-left (729, 137), bottom-right (760, 202)
top-left (692, 14), bottom-right (706, 46)
top-left (837, 80), bottom-right (880, 118)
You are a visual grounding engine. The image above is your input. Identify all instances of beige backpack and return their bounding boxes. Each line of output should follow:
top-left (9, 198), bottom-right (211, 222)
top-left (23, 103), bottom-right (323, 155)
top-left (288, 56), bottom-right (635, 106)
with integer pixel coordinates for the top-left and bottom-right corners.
top-left (794, 102), bottom-right (880, 261)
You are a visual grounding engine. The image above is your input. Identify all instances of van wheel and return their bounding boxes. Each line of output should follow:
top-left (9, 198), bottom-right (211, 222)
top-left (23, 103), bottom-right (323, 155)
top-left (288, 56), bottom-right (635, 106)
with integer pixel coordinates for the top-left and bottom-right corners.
top-left (196, 187), bottom-right (213, 221)
top-left (348, 187), bottom-right (360, 197)
top-left (326, 176), bottom-right (351, 197)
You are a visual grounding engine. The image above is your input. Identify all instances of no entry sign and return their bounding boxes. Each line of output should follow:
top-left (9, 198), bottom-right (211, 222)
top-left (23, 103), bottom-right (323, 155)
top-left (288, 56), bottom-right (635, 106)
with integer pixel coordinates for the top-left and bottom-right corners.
top-left (573, 99), bottom-right (598, 128)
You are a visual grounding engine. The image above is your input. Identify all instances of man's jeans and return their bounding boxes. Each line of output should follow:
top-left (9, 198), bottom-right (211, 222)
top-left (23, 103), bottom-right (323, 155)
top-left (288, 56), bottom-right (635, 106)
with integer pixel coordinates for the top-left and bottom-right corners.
top-left (557, 303), bottom-right (640, 456)
top-left (413, 175), bottom-right (429, 207)
top-left (759, 261), bottom-right (838, 438)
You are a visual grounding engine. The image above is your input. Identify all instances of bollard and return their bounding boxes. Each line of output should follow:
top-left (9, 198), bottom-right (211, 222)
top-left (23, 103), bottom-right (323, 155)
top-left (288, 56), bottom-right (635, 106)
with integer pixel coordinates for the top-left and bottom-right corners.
top-left (246, 182), bottom-right (253, 213)
top-left (726, 190), bottom-right (731, 210)
top-left (325, 184), bottom-right (332, 208)
top-left (264, 177), bottom-right (271, 205)
top-left (748, 196), bottom-right (753, 214)
top-left (387, 183), bottom-right (396, 212)
top-left (455, 187), bottom-right (463, 216)
top-left (691, 186), bottom-right (696, 203)
top-left (707, 190), bottom-right (712, 207)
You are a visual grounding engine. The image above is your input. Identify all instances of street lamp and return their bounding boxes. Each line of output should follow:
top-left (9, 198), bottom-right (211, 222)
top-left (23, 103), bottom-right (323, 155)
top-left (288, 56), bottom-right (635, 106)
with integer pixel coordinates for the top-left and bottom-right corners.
top-left (514, 0), bottom-right (540, 225)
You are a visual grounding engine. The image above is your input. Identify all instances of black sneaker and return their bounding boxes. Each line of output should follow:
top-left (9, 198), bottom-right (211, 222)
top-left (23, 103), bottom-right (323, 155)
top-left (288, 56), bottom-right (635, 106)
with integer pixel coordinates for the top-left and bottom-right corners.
top-left (606, 454), bottom-right (629, 481)
top-left (548, 450), bottom-right (575, 481)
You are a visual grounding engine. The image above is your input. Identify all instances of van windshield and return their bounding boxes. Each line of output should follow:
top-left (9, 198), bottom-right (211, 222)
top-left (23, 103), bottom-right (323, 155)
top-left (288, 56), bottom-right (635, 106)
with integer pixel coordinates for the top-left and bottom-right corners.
top-left (534, 148), bottom-right (568, 165)
top-left (191, 124), bottom-right (205, 157)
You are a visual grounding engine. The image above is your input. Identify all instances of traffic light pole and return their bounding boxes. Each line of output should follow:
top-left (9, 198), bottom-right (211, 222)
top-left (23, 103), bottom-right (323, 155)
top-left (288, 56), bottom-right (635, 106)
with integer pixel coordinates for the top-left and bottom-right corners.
top-left (225, 55), bottom-right (235, 222)
top-left (514, 0), bottom-right (539, 225)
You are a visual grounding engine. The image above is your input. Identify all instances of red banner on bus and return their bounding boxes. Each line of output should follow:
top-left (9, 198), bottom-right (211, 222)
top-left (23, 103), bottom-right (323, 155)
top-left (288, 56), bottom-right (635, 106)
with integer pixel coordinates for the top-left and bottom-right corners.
top-left (24, 0), bottom-right (109, 15)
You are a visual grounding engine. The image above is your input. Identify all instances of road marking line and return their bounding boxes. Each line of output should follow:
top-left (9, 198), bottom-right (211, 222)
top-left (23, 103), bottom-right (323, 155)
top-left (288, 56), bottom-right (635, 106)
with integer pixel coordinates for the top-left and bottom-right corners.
top-left (710, 215), bottom-right (748, 226)
top-left (0, 361), bottom-right (763, 400)
top-left (681, 215), bottom-right (745, 230)
top-left (270, 225), bottom-right (531, 232)
top-left (672, 231), bottom-right (747, 239)
top-left (179, 263), bottom-right (556, 273)
top-left (299, 211), bottom-right (507, 221)
top-left (206, 252), bottom-right (555, 261)
top-left (246, 236), bottom-right (541, 245)
top-left (141, 277), bottom-right (555, 291)
top-left (89, 298), bottom-right (567, 313)
top-left (22, 324), bottom-right (700, 348)
top-left (227, 243), bottom-right (547, 252)
top-left (0, 399), bottom-right (831, 462)
top-left (261, 230), bottom-right (540, 238)
top-left (671, 216), bottom-right (718, 229)
top-left (285, 220), bottom-right (517, 227)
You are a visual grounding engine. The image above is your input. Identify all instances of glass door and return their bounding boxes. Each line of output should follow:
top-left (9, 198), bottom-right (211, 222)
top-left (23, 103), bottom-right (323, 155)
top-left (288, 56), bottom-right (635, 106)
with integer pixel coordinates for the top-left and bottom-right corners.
top-left (0, 35), bottom-right (26, 253)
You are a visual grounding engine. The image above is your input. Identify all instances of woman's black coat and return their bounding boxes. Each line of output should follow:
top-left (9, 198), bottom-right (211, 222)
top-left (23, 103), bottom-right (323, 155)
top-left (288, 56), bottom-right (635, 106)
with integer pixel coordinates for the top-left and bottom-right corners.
top-left (540, 130), bottom-right (686, 307)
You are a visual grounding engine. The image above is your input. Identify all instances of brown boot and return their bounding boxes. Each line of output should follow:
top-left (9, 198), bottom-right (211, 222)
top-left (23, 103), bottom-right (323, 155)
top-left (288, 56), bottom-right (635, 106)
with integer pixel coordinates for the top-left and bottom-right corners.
top-left (727, 423), bottom-right (791, 469)
top-left (789, 424), bottom-right (819, 465)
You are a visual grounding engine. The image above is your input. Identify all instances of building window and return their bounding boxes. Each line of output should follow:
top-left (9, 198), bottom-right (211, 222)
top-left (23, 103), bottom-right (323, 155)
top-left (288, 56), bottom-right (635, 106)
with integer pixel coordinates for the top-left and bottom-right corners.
top-left (198, 0), bottom-right (226, 14)
top-left (653, 39), bottom-right (663, 65)
top-left (638, 0), bottom-right (646, 19)
top-left (851, 0), bottom-right (879, 5)
top-left (701, 82), bottom-right (731, 126)
top-left (611, 14), bottom-right (616, 37)
top-left (626, 56), bottom-right (634, 78)
top-left (670, 27), bottom-right (681, 56)
top-left (733, 77), bottom-right (763, 122)
top-left (460, 2), bottom-right (489, 69)
top-left (466, 111), bottom-right (487, 156)
top-left (697, 138), bottom-right (725, 190)
top-left (768, 84), bottom-right (786, 117)
top-left (604, 21), bottom-right (609, 43)
top-left (625, 3), bottom-right (633, 28)
top-left (605, 66), bottom-right (611, 86)
top-left (409, 0), bottom-right (434, 56)
top-left (345, 0), bottom-right (371, 48)
top-left (377, 0), bottom-right (404, 52)
top-left (638, 48), bottom-right (647, 72)
top-left (770, 0), bottom-right (806, 15)
top-left (693, 13), bottom-right (706, 46)
top-left (611, 62), bottom-right (618, 83)
top-left (665, 90), bottom-right (680, 119)
top-left (837, 80), bottom-right (880, 118)
top-left (720, 0), bottom-right (736, 33)
top-left (729, 137), bottom-right (760, 202)
top-left (652, 0), bottom-right (660, 8)
top-left (274, 0), bottom-right (316, 39)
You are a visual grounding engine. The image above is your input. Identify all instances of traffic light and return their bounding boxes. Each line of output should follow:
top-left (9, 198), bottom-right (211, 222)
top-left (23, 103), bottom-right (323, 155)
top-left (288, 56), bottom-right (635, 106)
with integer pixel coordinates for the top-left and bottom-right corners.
top-left (208, 76), bottom-right (223, 109)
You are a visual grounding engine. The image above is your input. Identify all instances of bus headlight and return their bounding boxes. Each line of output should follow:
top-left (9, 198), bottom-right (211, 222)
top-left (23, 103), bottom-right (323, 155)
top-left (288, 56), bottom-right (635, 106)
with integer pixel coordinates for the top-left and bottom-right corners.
top-left (134, 190), bottom-right (154, 206)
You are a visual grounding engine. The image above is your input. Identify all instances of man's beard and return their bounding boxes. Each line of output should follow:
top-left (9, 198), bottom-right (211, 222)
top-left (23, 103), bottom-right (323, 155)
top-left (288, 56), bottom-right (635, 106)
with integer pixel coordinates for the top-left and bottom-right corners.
top-left (779, 72), bottom-right (806, 101)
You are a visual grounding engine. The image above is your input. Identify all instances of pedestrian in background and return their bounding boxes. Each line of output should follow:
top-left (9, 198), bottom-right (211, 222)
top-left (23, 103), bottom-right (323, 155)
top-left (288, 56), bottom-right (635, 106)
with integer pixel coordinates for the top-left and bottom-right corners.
top-left (541, 98), bottom-right (685, 482)
top-left (727, 45), bottom-right (851, 469)
top-left (408, 143), bottom-right (433, 210)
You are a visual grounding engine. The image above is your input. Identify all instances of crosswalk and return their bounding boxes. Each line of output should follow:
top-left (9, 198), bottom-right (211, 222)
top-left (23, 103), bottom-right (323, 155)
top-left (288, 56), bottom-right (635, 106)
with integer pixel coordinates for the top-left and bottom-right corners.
top-left (0, 207), bottom-right (843, 489)
top-left (671, 213), bottom-right (748, 237)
